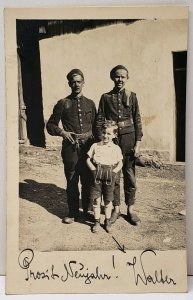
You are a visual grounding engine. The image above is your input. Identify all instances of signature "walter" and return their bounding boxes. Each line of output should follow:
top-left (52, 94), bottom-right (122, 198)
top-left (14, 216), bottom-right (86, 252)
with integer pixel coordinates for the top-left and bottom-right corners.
top-left (127, 249), bottom-right (176, 286)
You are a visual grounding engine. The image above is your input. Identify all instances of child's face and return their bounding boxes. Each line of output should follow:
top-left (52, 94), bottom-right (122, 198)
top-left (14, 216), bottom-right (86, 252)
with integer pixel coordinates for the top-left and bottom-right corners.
top-left (102, 127), bottom-right (116, 144)
top-left (112, 69), bottom-right (128, 90)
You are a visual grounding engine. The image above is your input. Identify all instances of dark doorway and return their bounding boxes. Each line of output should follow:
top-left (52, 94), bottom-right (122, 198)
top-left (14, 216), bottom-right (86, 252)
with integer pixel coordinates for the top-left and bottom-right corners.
top-left (17, 21), bottom-right (46, 147)
top-left (173, 51), bottom-right (187, 162)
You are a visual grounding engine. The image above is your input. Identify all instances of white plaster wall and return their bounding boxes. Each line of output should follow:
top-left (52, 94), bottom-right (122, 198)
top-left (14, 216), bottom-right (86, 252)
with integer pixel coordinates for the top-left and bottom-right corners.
top-left (40, 19), bottom-right (188, 160)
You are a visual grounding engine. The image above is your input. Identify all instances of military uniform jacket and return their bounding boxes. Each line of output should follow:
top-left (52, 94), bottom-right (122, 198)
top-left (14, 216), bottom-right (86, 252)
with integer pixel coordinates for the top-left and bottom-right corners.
top-left (46, 95), bottom-right (96, 136)
top-left (96, 88), bottom-right (143, 141)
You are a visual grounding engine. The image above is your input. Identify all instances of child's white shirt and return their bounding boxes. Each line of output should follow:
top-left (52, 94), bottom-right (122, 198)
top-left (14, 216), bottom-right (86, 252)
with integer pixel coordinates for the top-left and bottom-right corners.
top-left (87, 141), bottom-right (123, 165)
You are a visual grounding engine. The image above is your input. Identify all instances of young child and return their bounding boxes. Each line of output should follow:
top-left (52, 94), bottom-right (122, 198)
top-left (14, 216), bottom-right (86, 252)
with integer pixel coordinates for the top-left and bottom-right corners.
top-left (87, 121), bottom-right (123, 233)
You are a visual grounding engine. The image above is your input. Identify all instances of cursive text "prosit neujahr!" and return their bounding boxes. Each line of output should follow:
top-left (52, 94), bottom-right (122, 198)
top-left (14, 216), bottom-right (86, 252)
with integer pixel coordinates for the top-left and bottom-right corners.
top-left (18, 249), bottom-right (112, 284)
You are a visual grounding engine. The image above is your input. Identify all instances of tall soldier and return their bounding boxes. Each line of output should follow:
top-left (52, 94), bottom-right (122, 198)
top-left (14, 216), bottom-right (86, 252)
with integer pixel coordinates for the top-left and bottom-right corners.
top-left (47, 69), bottom-right (96, 224)
top-left (96, 65), bottom-right (143, 225)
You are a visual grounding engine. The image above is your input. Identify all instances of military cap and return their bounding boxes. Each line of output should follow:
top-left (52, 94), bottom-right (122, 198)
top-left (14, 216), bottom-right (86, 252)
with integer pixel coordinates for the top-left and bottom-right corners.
top-left (110, 65), bottom-right (129, 79)
top-left (66, 69), bottom-right (84, 81)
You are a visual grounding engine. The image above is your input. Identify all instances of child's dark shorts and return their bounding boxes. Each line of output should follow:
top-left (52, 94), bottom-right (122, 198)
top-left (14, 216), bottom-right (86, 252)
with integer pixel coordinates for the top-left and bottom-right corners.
top-left (89, 164), bottom-right (121, 205)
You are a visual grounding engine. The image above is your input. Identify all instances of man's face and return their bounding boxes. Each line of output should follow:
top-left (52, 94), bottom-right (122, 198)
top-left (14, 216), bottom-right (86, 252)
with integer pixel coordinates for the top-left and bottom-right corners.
top-left (68, 75), bottom-right (84, 95)
top-left (112, 69), bottom-right (128, 90)
top-left (102, 127), bottom-right (116, 144)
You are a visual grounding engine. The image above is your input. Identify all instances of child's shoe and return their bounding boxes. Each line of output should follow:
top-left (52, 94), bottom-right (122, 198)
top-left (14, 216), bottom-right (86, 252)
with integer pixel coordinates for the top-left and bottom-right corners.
top-left (92, 219), bottom-right (100, 233)
top-left (104, 219), bottom-right (112, 233)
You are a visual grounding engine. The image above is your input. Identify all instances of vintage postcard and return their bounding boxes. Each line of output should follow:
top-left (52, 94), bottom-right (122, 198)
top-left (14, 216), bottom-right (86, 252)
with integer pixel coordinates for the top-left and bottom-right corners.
top-left (5, 6), bottom-right (188, 294)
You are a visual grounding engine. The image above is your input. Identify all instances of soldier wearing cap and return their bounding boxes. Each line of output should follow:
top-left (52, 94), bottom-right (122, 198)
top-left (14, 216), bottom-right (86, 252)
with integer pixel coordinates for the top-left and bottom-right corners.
top-left (47, 69), bottom-right (96, 224)
top-left (96, 65), bottom-right (143, 225)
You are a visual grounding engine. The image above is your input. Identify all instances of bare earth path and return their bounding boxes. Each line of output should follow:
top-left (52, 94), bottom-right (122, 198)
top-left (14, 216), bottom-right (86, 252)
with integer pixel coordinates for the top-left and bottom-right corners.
top-left (19, 146), bottom-right (186, 252)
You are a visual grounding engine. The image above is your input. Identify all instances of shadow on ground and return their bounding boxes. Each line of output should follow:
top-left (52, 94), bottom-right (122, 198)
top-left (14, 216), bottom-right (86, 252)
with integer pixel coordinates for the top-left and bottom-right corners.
top-left (19, 179), bottom-right (68, 219)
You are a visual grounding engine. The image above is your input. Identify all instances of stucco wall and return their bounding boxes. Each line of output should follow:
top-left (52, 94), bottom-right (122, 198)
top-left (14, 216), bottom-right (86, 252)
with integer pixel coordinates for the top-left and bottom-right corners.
top-left (39, 19), bottom-right (188, 161)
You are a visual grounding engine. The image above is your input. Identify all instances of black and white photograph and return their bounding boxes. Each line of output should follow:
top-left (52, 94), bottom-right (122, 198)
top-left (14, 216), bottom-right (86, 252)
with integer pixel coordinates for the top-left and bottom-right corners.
top-left (5, 6), bottom-right (188, 294)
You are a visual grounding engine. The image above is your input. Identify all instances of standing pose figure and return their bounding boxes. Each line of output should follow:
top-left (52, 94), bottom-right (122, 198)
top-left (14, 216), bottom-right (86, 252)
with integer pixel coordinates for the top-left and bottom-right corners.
top-left (47, 69), bottom-right (96, 223)
top-left (87, 121), bottom-right (123, 233)
top-left (96, 65), bottom-right (143, 225)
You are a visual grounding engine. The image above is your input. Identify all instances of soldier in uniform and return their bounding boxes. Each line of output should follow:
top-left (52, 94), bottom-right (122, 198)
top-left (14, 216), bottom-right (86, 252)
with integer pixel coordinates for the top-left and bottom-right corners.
top-left (46, 69), bottom-right (96, 224)
top-left (96, 65), bottom-right (143, 225)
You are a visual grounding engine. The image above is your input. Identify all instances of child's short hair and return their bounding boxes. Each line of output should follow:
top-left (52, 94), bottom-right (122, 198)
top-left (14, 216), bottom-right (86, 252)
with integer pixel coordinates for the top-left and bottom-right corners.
top-left (102, 120), bottom-right (118, 135)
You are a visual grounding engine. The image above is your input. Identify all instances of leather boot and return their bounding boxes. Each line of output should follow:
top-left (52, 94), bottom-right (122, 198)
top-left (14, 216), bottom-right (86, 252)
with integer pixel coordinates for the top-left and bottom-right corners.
top-left (92, 219), bottom-right (100, 233)
top-left (104, 219), bottom-right (112, 233)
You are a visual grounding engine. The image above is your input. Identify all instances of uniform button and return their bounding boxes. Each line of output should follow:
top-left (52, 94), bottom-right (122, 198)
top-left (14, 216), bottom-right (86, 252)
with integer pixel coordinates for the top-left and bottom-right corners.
top-left (119, 127), bottom-right (122, 130)
top-left (118, 103), bottom-right (121, 106)
top-left (118, 110), bottom-right (121, 112)
top-left (118, 115), bottom-right (121, 118)
top-left (80, 124), bottom-right (83, 127)
top-left (80, 118), bottom-right (82, 122)
top-left (79, 113), bottom-right (82, 117)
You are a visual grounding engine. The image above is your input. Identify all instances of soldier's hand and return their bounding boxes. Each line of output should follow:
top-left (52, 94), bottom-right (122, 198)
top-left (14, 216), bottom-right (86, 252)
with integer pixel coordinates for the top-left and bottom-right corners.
top-left (134, 141), bottom-right (141, 157)
top-left (61, 130), bottom-right (75, 144)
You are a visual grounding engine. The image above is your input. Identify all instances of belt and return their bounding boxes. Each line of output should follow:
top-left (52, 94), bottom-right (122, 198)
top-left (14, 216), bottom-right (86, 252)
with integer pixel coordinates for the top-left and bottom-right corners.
top-left (70, 130), bottom-right (92, 140)
top-left (117, 119), bottom-right (132, 128)
top-left (73, 130), bottom-right (93, 152)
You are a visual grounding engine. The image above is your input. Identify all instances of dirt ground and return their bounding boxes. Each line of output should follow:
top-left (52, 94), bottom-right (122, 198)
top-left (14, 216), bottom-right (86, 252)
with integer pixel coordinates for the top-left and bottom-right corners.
top-left (19, 145), bottom-right (186, 252)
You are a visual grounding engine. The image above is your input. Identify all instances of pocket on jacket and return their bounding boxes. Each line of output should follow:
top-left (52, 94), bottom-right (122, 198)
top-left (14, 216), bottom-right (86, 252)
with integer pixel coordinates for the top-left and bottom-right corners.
top-left (85, 110), bottom-right (92, 121)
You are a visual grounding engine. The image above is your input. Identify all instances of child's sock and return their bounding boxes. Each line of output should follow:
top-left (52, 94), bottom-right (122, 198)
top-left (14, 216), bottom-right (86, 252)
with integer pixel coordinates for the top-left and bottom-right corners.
top-left (104, 201), bottom-right (112, 219)
top-left (93, 197), bottom-right (101, 219)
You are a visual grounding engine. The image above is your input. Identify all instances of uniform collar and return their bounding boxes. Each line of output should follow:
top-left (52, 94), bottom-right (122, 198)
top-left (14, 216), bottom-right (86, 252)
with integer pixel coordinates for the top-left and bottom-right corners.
top-left (70, 93), bottom-right (83, 100)
top-left (112, 87), bottom-right (125, 95)
top-left (111, 88), bottom-right (128, 106)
